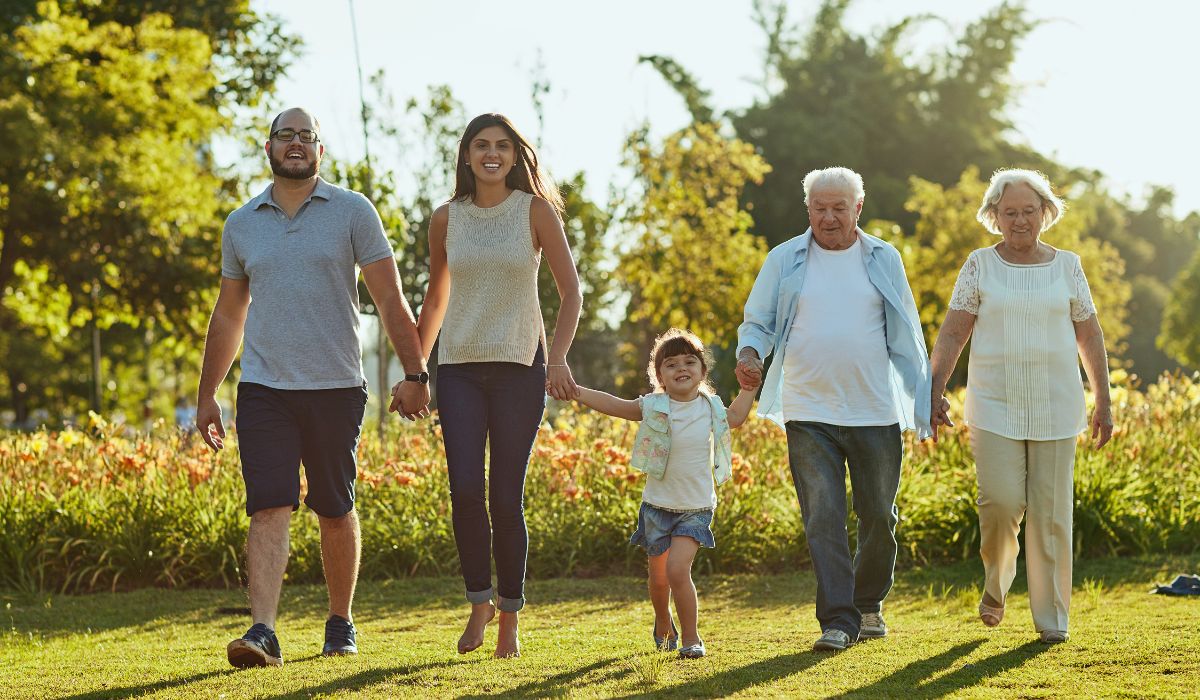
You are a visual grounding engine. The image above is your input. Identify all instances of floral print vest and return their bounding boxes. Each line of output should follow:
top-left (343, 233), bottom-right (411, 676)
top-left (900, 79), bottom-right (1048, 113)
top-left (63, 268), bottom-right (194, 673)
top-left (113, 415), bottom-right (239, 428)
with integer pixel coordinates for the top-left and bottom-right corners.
top-left (629, 392), bottom-right (732, 486)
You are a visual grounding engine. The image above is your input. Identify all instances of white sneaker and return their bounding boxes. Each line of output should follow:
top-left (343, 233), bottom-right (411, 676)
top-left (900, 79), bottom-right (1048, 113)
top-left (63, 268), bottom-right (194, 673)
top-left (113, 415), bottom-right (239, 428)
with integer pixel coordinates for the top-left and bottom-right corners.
top-left (860, 611), bottom-right (888, 638)
top-left (812, 628), bottom-right (852, 651)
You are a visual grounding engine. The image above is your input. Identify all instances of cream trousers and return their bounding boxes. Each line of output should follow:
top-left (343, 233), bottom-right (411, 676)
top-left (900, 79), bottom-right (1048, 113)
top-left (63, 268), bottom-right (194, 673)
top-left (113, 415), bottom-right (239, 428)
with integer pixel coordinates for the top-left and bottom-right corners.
top-left (970, 427), bottom-right (1077, 633)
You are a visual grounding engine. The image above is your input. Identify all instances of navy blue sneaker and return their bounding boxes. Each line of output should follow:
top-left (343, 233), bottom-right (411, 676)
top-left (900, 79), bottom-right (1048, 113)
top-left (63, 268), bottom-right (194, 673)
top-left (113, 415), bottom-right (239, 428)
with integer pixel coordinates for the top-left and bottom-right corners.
top-left (227, 623), bottom-right (283, 668)
top-left (323, 615), bottom-right (357, 656)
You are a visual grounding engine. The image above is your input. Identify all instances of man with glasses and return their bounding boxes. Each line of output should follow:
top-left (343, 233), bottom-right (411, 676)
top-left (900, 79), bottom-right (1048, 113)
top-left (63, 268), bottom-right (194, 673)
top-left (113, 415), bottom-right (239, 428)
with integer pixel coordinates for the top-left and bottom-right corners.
top-left (196, 107), bottom-right (430, 668)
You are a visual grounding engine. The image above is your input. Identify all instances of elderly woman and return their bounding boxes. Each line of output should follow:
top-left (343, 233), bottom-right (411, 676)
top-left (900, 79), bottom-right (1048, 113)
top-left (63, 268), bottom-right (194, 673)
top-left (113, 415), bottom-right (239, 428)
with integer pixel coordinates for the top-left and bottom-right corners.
top-left (929, 168), bottom-right (1113, 644)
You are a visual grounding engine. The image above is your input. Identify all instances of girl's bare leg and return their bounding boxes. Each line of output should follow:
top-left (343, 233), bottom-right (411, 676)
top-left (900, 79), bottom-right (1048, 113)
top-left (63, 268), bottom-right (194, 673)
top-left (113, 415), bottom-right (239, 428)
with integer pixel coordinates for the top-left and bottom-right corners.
top-left (666, 537), bottom-right (701, 646)
top-left (648, 551), bottom-right (674, 644)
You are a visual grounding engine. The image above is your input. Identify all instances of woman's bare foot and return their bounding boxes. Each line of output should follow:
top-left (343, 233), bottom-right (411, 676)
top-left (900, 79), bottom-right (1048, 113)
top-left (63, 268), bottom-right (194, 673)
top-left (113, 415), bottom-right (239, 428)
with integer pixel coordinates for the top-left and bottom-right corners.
top-left (494, 611), bottom-right (520, 658)
top-left (457, 602), bottom-right (496, 654)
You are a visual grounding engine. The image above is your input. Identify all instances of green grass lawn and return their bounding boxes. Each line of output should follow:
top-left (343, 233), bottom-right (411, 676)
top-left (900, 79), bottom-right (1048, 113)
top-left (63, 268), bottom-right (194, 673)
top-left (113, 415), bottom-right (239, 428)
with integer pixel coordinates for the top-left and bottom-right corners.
top-left (4, 556), bottom-right (1198, 699)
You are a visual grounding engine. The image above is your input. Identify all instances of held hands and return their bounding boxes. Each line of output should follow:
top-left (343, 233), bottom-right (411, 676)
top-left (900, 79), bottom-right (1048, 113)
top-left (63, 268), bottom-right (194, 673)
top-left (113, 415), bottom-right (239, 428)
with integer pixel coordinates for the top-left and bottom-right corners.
top-left (388, 380), bottom-right (431, 421)
top-left (929, 392), bottom-right (954, 443)
top-left (545, 362), bottom-right (580, 401)
top-left (1090, 401), bottom-right (1114, 448)
top-left (195, 395), bottom-right (225, 451)
top-left (735, 348), bottom-right (763, 391)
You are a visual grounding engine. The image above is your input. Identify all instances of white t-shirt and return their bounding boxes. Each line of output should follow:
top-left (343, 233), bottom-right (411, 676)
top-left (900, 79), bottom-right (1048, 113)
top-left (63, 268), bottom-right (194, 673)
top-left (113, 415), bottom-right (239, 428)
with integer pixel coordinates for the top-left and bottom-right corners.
top-left (781, 238), bottom-right (897, 425)
top-left (642, 395), bottom-right (717, 512)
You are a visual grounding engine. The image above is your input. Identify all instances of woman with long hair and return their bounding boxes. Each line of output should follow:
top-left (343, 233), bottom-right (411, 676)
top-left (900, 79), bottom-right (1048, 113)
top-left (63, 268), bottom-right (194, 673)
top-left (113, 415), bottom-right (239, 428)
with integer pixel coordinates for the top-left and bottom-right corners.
top-left (396, 113), bottom-right (581, 657)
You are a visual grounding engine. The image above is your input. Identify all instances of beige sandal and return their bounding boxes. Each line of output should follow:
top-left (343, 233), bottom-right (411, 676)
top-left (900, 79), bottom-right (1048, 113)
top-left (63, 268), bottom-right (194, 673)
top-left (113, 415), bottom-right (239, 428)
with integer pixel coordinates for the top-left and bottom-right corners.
top-left (978, 600), bottom-right (1004, 627)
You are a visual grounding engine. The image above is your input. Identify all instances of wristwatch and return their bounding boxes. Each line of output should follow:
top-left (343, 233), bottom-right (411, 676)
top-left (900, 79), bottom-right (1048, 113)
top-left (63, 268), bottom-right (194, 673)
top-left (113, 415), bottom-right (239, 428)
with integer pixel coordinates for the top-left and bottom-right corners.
top-left (404, 371), bottom-right (430, 385)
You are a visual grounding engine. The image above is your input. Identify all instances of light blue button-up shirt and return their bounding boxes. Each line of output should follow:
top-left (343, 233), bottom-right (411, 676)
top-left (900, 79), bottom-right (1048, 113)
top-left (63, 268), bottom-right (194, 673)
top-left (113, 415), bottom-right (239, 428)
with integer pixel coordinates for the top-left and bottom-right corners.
top-left (736, 228), bottom-right (932, 439)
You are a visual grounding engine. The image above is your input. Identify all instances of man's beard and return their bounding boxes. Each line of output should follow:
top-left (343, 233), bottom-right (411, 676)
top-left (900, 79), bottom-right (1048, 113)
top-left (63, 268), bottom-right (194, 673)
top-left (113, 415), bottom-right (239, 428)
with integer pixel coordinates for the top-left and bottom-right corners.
top-left (269, 152), bottom-right (319, 180)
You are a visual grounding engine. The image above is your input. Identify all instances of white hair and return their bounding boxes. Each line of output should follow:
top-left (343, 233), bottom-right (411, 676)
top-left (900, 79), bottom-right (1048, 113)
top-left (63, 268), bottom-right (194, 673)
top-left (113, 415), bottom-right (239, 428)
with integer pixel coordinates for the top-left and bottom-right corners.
top-left (803, 166), bottom-right (865, 206)
top-left (976, 168), bottom-right (1066, 235)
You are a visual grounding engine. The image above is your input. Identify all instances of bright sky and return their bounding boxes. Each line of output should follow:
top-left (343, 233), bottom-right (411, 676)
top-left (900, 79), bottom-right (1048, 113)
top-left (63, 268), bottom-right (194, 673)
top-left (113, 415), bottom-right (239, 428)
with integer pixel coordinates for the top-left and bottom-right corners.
top-left (250, 0), bottom-right (1200, 218)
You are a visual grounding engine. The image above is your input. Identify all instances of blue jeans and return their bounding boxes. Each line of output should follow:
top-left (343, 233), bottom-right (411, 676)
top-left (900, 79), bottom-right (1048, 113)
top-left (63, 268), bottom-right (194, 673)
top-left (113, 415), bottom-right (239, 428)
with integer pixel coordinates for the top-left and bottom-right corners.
top-left (436, 347), bottom-right (546, 613)
top-left (785, 421), bottom-right (902, 639)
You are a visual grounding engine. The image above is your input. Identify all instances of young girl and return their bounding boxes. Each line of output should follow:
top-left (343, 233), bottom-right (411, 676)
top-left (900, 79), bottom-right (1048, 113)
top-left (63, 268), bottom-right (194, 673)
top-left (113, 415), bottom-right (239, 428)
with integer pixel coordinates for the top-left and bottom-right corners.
top-left (573, 328), bottom-right (757, 658)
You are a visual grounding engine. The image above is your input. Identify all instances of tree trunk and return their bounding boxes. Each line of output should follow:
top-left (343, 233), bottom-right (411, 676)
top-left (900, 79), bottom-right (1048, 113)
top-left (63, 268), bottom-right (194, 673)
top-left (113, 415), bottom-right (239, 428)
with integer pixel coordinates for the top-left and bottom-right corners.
top-left (7, 368), bottom-right (29, 427)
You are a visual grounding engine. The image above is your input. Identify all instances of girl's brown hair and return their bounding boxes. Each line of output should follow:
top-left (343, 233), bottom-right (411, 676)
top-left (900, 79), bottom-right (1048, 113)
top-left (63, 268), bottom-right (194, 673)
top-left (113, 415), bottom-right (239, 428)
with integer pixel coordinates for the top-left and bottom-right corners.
top-left (647, 328), bottom-right (714, 395)
top-left (451, 113), bottom-right (564, 215)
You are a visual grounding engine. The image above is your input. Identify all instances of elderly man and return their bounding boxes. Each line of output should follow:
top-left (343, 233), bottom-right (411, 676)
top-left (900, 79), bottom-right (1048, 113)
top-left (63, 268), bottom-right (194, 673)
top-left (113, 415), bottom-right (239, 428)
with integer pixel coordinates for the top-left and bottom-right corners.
top-left (196, 107), bottom-right (430, 668)
top-left (736, 167), bottom-right (931, 651)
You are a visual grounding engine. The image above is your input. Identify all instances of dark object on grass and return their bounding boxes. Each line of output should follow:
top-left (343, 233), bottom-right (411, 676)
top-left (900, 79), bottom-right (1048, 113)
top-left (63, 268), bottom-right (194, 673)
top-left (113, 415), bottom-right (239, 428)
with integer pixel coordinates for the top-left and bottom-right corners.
top-left (216, 606), bottom-right (253, 615)
top-left (1152, 574), bottom-right (1200, 596)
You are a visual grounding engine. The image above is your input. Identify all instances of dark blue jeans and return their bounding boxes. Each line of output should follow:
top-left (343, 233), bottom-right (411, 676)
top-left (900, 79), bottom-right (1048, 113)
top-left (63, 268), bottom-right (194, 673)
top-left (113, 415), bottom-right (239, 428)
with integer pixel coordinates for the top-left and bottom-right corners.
top-left (436, 348), bottom-right (546, 612)
top-left (785, 421), bottom-right (902, 639)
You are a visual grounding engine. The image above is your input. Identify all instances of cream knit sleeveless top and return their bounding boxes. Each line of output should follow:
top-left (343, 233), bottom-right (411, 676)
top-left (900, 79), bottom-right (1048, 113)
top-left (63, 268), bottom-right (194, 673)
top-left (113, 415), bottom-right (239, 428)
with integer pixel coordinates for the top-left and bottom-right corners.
top-left (438, 190), bottom-right (545, 366)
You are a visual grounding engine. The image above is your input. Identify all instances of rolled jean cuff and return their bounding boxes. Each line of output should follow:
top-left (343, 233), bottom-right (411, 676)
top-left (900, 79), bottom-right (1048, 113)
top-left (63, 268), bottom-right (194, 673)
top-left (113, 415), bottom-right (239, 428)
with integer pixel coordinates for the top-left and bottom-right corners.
top-left (466, 587), bottom-right (493, 605)
top-left (497, 595), bottom-right (525, 613)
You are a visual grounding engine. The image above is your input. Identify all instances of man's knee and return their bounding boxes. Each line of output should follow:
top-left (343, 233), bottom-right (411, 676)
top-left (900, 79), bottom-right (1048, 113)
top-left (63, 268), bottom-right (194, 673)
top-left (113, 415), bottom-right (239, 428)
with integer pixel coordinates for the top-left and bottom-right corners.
top-left (250, 505), bottom-right (293, 528)
top-left (317, 507), bottom-right (357, 531)
top-left (856, 500), bottom-right (898, 529)
top-left (799, 488), bottom-right (847, 531)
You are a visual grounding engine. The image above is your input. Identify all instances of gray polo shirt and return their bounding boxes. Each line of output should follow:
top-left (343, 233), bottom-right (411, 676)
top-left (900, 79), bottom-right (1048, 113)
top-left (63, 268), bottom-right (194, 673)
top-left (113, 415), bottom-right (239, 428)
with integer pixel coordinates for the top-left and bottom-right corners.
top-left (220, 177), bottom-right (393, 390)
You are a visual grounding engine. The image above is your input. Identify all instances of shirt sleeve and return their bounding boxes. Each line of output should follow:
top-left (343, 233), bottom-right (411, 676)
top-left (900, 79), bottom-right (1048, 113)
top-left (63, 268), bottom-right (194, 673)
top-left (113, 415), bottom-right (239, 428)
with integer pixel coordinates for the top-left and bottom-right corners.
top-left (948, 252), bottom-right (980, 315)
top-left (736, 246), bottom-right (783, 360)
top-left (220, 218), bottom-right (247, 280)
top-left (1069, 254), bottom-right (1097, 322)
top-left (351, 194), bottom-right (395, 267)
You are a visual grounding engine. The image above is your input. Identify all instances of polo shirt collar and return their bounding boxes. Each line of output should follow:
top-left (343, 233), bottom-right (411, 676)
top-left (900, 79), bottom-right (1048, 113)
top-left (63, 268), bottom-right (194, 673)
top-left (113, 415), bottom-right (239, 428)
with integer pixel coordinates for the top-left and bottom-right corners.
top-left (251, 177), bottom-right (335, 211)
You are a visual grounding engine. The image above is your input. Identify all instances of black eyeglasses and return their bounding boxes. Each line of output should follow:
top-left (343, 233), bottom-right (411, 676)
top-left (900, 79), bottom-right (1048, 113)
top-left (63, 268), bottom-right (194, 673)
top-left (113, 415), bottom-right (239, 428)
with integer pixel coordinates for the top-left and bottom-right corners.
top-left (270, 128), bottom-right (320, 144)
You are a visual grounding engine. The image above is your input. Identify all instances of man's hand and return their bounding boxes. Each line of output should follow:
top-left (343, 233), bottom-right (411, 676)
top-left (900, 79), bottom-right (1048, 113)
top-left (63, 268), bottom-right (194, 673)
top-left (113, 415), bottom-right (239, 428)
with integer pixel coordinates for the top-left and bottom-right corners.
top-left (196, 395), bottom-right (226, 450)
top-left (388, 380), bottom-right (430, 420)
top-left (735, 348), bottom-right (763, 391)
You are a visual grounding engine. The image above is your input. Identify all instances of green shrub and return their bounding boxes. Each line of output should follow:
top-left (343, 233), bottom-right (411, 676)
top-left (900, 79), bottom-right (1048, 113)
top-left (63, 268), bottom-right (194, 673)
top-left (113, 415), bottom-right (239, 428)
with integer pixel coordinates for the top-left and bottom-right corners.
top-left (2, 373), bottom-right (1197, 592)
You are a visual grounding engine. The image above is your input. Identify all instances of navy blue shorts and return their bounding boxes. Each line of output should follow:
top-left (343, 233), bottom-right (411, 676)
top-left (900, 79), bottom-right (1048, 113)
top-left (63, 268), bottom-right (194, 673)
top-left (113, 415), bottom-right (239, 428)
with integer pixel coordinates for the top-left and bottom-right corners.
top-left (234, 382), bottom-right (367, 517)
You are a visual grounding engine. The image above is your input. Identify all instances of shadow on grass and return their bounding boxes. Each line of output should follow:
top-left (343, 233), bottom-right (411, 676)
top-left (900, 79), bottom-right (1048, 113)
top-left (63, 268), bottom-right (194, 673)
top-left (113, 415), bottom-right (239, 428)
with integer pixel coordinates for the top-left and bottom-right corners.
top-left (60, 668), bottom-right (239, 700)
top-left (840, 639), bottom-right (1049, 699)
top-left (456, 656), bottom-right (628, 699)
top-left (259, 658), bottom-right (471, 700)
top-left (613, 651), bottom-right (831, 699)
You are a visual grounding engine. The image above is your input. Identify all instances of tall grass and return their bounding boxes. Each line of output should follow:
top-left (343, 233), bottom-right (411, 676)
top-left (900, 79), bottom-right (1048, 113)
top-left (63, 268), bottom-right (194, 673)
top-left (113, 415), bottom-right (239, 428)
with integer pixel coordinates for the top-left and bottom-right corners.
top-left (2, 373), bottom-right (1197, 594)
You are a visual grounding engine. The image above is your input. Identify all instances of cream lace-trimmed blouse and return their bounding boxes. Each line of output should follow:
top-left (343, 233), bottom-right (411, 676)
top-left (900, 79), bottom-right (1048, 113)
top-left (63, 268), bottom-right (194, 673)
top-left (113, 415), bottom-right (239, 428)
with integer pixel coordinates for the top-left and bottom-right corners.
top-left (949, 246), bottom-right (1097, 440)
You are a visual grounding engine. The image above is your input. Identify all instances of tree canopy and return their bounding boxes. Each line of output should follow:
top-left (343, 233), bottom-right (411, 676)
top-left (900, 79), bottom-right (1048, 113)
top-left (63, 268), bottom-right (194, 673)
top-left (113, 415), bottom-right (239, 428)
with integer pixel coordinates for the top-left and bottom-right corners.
top-left (0, 0), bottom-right (296, 422)
top-left (617, 123), bottom-right (770, 395)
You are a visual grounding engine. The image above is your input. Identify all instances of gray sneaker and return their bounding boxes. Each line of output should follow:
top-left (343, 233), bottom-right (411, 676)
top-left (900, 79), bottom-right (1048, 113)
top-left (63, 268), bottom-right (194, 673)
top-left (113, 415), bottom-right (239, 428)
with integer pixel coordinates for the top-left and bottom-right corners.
top-left (860, 611), bottom-right (888, 638)
top-left (812, 628), bottom-right (852, 651)
top-left (1040, 630), bottom-right (1069, 644)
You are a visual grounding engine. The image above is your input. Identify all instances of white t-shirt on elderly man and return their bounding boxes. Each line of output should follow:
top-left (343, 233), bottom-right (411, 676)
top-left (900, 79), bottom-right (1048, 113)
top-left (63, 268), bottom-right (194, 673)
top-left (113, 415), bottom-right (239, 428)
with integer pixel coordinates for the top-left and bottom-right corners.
top-left (782, 238), bottom-right (897, 425)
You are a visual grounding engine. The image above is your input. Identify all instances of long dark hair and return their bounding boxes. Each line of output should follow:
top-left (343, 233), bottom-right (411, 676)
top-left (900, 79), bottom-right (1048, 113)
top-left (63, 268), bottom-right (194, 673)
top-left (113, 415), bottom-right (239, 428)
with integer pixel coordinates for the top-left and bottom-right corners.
top-left (451, 113), bottom-right (564, 215)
